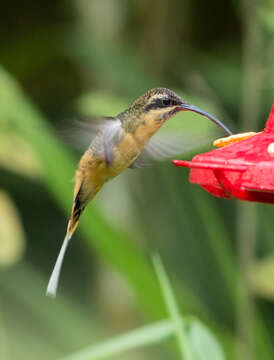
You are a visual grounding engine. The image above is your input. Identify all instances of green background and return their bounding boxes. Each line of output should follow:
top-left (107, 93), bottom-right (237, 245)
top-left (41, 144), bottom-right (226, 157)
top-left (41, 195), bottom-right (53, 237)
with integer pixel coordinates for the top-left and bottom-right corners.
top-left (0, 1), bottom-right (274, 359)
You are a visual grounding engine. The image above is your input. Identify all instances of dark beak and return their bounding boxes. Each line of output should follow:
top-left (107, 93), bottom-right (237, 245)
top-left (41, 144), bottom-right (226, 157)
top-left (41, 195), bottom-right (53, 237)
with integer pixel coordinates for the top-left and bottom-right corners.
top-left (178, 104), bottom-right (232, 136)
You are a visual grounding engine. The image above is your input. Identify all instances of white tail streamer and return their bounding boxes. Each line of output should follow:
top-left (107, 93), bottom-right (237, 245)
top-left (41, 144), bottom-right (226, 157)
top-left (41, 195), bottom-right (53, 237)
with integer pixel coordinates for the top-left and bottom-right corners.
top-left (46, 234), bottom-right (71, 297)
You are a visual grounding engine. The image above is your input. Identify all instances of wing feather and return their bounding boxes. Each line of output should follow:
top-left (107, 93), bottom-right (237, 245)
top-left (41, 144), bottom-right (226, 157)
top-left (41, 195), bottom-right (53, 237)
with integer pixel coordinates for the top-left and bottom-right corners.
top-left (130, 132), bottom-right (211, 169)
top-left (62, 117), bottom-right (120, 151)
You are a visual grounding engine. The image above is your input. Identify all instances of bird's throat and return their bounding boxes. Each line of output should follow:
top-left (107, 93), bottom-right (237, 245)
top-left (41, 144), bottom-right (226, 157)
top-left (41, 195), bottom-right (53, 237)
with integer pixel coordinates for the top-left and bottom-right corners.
top-left (131, 114), bottom-right (164, 147)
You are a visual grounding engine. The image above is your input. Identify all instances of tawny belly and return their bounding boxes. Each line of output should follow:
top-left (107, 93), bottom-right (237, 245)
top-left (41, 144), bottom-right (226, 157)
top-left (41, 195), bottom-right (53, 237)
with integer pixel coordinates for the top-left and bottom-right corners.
top-left (106, 134), bottom-right (140, 178)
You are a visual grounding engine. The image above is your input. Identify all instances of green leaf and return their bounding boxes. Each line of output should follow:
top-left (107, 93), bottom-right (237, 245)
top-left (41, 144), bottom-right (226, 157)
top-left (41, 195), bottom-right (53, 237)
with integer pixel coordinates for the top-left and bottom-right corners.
top-left (62, 320), bottom-right (173, 360)
top-left (188, 319), bottom-right (226, 360)
top-left (152, 254), bottom-right (193, 360)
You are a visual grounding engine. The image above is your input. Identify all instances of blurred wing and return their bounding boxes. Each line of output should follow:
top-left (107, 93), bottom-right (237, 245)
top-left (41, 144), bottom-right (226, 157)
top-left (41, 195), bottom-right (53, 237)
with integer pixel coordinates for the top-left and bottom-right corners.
top-left (101, 119), bottom-right (123, 166)
top-left (130, 132), bottom-right (212, 169)
top-left (62, 117), bottom-right (118, 151)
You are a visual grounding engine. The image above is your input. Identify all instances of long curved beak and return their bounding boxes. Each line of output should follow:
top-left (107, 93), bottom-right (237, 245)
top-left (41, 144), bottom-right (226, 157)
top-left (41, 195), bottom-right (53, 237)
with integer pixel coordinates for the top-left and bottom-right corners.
top-left (179, 104), bottom-right (232, 136)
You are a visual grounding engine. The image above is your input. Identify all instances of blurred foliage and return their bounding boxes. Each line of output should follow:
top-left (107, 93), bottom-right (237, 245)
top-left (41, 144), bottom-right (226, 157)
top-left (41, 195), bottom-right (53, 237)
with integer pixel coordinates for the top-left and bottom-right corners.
top-left (0, 0), bottom-right (274, 359)
top-left (0, 191), bottom-right (26, 267)
top-left (62, 255), bottom-right (226, 360)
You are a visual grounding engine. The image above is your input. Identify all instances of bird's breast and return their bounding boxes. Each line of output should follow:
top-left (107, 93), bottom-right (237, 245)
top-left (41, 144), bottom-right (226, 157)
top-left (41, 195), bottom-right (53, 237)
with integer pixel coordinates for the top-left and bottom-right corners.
top-left (77, 118), bottom-right (161, 185)
top-left (109, 133), bottom-right (140, 175)
top-left (109, 118), bottom-right (162, 173)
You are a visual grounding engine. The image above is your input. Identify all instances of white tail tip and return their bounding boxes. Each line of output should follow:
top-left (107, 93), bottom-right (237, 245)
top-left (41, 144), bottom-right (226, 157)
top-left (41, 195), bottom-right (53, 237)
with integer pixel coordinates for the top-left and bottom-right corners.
top-left (46, 234), bottom-right (71, 297)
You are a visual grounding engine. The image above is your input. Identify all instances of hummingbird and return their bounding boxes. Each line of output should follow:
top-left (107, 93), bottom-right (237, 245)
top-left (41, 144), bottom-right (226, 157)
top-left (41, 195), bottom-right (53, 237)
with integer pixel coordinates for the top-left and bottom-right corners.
top-left (46, 87), bottom-right (232, 297)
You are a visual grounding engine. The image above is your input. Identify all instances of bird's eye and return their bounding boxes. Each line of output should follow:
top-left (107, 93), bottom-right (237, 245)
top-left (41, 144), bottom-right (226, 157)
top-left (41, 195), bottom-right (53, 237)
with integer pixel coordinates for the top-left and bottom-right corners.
top-left (162, 99), bottom-right (171, 106)
top-left (146, 97), bottom-right (176, 111)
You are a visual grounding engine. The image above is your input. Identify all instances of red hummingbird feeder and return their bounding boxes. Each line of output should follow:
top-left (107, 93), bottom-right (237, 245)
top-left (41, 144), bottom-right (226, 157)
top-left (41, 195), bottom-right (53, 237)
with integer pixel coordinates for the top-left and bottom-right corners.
top-left (174, 104), bottom-right (274, 204)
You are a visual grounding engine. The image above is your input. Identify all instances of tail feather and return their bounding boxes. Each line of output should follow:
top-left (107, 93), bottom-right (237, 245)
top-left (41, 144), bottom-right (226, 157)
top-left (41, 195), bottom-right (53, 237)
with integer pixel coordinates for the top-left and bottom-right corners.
top-left (46, 211), bottom-right (82, 297)
top-left (46, 180), bottom-right (90, 297)
top-left (46, 232), bottom-right (72, 297)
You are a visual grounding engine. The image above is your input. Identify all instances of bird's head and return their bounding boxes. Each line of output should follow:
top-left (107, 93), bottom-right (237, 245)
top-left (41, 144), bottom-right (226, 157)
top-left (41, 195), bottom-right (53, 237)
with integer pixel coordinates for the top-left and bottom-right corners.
top-left (126, 88), bottom-right (232, 135)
